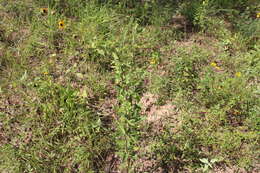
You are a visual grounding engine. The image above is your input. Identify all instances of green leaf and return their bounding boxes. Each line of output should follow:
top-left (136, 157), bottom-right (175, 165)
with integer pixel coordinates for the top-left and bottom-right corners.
top-left (20, 71), bottom-right (27, 81)
top-left (97, 49), bottom-right (105, 56)
top-left (211, 158), bottom-right (218, 163)
top-left (200, 158), bottom-right (209, 164)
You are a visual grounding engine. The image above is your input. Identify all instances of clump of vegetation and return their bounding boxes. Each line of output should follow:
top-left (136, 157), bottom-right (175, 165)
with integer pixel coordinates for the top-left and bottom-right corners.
top-left (0, 0), bottom-right (259, 172)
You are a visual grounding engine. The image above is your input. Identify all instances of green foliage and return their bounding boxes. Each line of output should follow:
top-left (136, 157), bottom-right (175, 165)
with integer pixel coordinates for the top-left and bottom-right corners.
top-left (167, 47), bottom-right (209, 97)
top-left (0, 0), bottom-right (259, 172)
top-left (111, 25), bottom-right (146, 170)
top-left (210, 0), bottom-right (254, 10)
top-left (0, 77), bottom-right (113, 172)
top-left (233, 9), bottom-right (260, 46)
top-left (200, 158), bottom-right (221, 172)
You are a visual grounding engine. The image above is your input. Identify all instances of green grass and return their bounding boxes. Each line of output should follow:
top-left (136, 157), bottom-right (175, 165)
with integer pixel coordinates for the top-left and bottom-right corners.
top-left (0, 0), bottom-right (259, 172)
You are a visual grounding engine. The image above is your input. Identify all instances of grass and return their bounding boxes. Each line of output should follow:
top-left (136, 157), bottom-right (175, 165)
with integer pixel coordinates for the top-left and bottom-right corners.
top-left (0, 0), bottom-right (259, 172)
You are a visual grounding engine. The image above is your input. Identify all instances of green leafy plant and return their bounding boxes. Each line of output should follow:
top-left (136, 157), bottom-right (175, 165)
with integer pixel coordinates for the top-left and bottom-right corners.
top-left (112, 48), bottom-right (145, 171)
top-left (0, 0), bottom-right (259, 172)
top-left (200, 158), bottom-right (220, 172)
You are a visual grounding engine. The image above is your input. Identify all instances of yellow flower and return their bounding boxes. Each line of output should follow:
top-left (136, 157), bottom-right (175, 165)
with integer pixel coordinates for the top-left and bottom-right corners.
top-left (215, 66), bottom-right (221, 70)
top-left (40, 8), bottom-right (48, 14)
top-left (43, 72), bottom-right (49, 75)
top-left (210, 62), bottom-right (217, 67)
top-left (257, 12), bottom-right (260, 18)
top-left (58, 20), bottom-right (65, 29)
top-left (235, 72), bottom-right (241, 77)
top-left (210, 62), bottom-right (221, 70)
top-left (150, 58), bottom-right (157, 65)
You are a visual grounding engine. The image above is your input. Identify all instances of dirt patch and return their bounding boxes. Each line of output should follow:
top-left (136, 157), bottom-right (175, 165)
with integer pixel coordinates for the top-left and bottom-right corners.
top-left (140, 92), bottom-right (181, 132)
top-left (135, 92), bottom-right (182, 172)
top-left (214, 165), bottom-right (260, 173)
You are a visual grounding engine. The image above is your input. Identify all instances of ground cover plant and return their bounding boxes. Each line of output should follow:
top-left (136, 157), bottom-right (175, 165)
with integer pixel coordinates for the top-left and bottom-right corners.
top-left (0, 0), bottom-right (259, 172)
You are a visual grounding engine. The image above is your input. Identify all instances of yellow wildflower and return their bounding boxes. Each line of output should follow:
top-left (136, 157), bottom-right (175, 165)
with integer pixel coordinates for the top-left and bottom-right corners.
top-left (210, 62), bottom-right (217, 67)
top-left (215, 66), bottom-right (221, 70)
top-left (40, 8), bottom-right (48, 14)
top-left (58, 20), bottom-right (65, 29)
top-left (257, 12), bottom-right (260, 18)
top-left (150, 58), bottom-right (157, 65)
top-left (43, 72), bottom-right (49, 75)
top-left (235, 72), bottom-right (241, 77)
top-left (210, 62), bottom-right (221, 70)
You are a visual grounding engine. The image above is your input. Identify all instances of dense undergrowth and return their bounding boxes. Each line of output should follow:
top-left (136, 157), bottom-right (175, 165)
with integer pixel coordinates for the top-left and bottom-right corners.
top-left (0, 0), bottom-right (259, 172)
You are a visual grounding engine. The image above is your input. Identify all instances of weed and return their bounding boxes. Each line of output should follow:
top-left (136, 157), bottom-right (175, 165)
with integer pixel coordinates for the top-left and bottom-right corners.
top-left (0, 0), bottom-right (259, 172)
